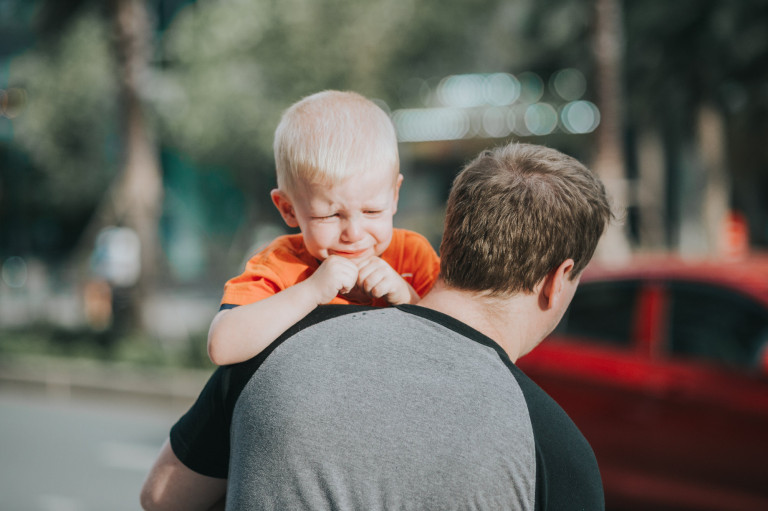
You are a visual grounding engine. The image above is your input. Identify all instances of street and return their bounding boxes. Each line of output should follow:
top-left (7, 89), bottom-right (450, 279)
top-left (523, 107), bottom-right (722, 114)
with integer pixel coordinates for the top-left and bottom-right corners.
top-left (0, 384), bottom-right (194, 511)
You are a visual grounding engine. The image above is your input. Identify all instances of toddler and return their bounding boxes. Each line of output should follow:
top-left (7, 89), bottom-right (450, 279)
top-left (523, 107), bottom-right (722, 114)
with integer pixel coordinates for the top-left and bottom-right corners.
top-left (207, 91), bottom-right (440, 365)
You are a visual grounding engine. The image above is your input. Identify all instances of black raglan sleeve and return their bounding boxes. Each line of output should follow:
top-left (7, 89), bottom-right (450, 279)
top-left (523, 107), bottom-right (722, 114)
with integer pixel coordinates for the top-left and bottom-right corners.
top-left (170, 367), bottom-right (234, 478)
top-left (509, 365), bottom-right (605, 511)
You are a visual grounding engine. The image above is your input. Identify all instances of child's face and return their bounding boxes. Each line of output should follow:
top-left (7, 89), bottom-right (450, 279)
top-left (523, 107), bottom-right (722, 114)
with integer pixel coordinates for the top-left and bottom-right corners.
top-left (272, 167), bottom-right (402, 263)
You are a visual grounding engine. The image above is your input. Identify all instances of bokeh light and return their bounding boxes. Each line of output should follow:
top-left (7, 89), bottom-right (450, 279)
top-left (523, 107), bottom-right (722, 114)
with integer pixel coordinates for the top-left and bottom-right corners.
top-left (551, 68), bottom-right (587, 101)
top-left (436, 73), bottom-right (521, 108)
top-left (517, 72), bottom-right (544, 104)
top-left (482, 107), bottom-right (511, 138)
top-left (560, 100), bottom-right (601, 134)
top-left (2, 256), bottom-right (28, 288)
top-left (437, 74), bottom-right (487, 108)
top-left (392, 70), bottom-right (597, 141)
top-left (392, 107), bottom-right (470, 142)
top-left (485, 73), bottom-right (521, 106)
top-left (91, 227), bottom-right (141, 287)
top-left (524, 103), bottom-right (558, 135)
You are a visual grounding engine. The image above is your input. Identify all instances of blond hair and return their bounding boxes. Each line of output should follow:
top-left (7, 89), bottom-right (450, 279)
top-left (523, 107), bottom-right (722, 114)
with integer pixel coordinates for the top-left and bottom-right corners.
top-left (273, 91), bottom-right (399, 193)
top-left (440, 143), bottom-right (613, 295)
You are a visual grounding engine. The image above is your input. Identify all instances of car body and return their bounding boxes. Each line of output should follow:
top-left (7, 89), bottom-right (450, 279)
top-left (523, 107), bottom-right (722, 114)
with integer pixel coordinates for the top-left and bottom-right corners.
top-left (517, 254), bottom-right (768, 511)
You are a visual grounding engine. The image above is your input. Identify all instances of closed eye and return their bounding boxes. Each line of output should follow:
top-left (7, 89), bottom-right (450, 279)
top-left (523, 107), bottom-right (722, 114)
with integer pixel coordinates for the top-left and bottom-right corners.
top-left (312, 213), bottom-right (338, 220)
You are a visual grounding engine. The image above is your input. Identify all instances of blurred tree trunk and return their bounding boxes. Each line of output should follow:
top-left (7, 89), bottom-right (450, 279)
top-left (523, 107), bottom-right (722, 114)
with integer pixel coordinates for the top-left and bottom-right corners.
top-left (592, 0), bottom-right (631, 261)
top-left (79, 0), bottom-right (162, 330)
top-left (697, 105), bottom-right (730, 257)
top-left (635, 128), bottom-right (666, 250)
top-left (110, 0), bottom-right (162, 328)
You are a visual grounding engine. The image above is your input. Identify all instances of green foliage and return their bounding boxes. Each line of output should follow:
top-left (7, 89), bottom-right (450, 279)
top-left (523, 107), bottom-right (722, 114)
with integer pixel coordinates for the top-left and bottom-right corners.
top-left (8, 0), bottom-right (768, 263)
top-left (6, 0), bottom-right (599, 236)
top-left (155, 0), bottom-right (415, 168)
top-left (152, 0), bottom-right (560, 173)
top-left (9, 10), bottom-right (119, 212)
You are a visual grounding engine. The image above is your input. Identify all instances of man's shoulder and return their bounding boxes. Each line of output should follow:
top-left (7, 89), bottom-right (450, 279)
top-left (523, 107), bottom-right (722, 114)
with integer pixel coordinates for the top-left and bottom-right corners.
top-left (229, 304), bottom-right (505, 396)
top-left (285, 304), bottom-right (376, 335)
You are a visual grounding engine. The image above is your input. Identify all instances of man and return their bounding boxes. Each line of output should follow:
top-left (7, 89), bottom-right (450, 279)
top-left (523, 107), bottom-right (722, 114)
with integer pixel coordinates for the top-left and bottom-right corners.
top-left (141, 142), bottom-right (613, 511)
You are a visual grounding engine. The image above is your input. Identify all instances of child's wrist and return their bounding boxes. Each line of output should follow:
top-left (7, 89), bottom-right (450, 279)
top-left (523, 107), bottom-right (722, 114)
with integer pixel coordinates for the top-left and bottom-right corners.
top-left (296, 278), bottom-right (326, 306)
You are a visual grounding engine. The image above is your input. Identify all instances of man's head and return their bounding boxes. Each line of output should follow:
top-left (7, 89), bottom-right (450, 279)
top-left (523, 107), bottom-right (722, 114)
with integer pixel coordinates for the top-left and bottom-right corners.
top-left (270, 91), bottom-right (402, 262)
top-left (439, 142), bottom-right (612, 296)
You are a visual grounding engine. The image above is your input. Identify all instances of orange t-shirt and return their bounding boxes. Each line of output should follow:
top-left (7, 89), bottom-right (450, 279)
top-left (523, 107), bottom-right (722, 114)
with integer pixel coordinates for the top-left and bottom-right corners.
top-left (221, 228), bottom-right (440, 308)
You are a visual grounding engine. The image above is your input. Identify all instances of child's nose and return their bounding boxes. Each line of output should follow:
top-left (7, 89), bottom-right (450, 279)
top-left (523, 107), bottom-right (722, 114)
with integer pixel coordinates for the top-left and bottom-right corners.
top-left (341, 217), bottom-right (364, 242)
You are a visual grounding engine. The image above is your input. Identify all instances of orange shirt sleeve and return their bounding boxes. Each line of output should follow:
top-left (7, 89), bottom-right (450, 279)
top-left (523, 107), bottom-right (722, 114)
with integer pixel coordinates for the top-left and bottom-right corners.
top-left (220, 235), bottom-right (318, 306)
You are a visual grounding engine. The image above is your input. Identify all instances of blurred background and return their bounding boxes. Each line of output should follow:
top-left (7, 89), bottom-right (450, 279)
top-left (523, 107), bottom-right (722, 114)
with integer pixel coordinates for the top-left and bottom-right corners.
top-left (1, 0), bottom-right (768, 509)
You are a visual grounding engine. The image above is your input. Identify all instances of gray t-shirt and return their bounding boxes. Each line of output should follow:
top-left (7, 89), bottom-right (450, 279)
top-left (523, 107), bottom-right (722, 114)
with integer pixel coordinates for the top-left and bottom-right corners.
top-left (171, 305), bottom-right (603, 511)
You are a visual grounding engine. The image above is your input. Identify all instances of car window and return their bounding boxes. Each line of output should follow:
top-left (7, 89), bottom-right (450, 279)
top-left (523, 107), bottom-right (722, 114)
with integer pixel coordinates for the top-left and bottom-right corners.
top-left (667, 282), bottom-right (768, 371)
top-left (555, 280), bottom-right (639, 348)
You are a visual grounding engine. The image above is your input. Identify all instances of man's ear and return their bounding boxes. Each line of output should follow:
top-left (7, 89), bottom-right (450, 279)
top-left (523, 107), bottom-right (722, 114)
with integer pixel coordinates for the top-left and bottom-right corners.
top-left (392, 174), bottom-right (404, 215)
top-left (270, 189), bottom-right (299, 228)
top-left (539, 258), bottom-right (576, 310)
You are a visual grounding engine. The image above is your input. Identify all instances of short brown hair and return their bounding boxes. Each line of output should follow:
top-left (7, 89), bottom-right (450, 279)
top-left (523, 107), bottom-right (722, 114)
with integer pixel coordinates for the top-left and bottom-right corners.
top-left (439, 142), bottom-right (613, 295)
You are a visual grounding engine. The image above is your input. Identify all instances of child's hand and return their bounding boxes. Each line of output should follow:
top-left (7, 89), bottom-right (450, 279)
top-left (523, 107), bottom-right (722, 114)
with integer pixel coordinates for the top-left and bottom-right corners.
top-left (307, 255), bottom-right (360, 304)
top-left (356, 257), bottom-right (418, 305)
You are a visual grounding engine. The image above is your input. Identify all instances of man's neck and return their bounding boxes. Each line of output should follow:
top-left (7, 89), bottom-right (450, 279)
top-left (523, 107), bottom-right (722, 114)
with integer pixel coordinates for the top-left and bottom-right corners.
top-left (416, 281), bottom-right (541, 362)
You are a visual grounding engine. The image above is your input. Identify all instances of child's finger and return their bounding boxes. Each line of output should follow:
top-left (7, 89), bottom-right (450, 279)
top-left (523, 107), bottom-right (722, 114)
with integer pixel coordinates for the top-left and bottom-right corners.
top-left (354, 256), bottom-right (376, 273)
top-left (356, 261), bottom-right (376, 283)
top-left (357, 263), bottom-right (384, 290)
top-left (340, 266), bottom-right (359, 294)
top-left (361, 271), bottom-right (385, 295)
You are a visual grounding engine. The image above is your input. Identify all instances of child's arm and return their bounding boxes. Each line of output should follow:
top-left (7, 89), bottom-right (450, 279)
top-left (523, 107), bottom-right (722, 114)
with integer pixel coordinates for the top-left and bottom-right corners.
top-left (356, 256), bottom-right (420, 305)
top-left (208, 255), bottom-right (359, 365)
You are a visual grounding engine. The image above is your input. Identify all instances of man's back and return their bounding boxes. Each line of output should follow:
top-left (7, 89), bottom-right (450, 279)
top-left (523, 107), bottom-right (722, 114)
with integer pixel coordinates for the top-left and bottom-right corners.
top-left (171, 305), bottom-right (603, 510)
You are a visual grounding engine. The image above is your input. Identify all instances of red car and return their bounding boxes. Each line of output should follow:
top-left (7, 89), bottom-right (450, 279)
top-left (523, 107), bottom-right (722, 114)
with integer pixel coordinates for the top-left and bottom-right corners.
top-left (517, 254), bottom-right (768, 511)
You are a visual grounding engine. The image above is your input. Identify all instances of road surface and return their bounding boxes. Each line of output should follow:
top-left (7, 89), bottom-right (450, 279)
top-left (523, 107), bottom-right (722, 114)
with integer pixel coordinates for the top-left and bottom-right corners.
top-left (0, 383), bottom-right (195, 511)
